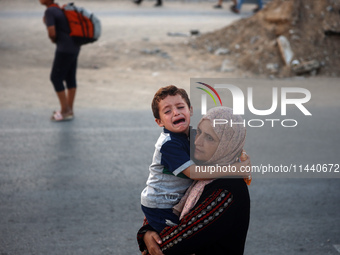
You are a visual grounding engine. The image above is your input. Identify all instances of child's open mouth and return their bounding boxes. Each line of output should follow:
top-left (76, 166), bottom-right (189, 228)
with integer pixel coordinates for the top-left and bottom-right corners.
top-left (173, 118), bottom-right (185, 125)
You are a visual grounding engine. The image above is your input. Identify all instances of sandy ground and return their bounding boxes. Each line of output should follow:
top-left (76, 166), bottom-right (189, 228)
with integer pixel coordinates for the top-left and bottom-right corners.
top-left (1, 0), bottom-right (339, 114)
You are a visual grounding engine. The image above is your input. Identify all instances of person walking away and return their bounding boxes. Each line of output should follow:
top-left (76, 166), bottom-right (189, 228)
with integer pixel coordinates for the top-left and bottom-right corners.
top-left (230, 0), bottom-right (263, 13)
top-left (134, 0), bottom-right (162, 7)
top-left (40, 0), bottom-right (81, 121)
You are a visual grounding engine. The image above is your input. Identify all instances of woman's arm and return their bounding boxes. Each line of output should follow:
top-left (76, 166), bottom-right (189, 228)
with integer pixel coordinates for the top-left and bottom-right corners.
top-left (47, 25), bottom-right (56, 43)
top-left (43, 9), bottom-right (56, 43)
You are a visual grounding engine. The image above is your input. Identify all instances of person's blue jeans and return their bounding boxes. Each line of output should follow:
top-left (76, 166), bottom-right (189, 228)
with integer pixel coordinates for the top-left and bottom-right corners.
top-left (141, 205), bottom-right (180, 233)
top-left (237, 0), bottom-right (263, 11)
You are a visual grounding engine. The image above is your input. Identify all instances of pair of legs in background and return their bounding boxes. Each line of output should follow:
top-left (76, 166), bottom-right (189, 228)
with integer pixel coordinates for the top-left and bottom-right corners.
top-left (50, 50), bottom-right (79, 121)
top-left (214, 0), bottom-right (263, 13)
top-left (134, 0), bottom-right (162, 7)
top-left (232, 0), bottom-right (263, 13)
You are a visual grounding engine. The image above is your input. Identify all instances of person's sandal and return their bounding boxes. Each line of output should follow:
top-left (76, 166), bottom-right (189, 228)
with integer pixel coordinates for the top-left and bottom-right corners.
top-left (51, 111), bottom-right (74, 122)
top-left (213, 4), bottom-right (222, 9)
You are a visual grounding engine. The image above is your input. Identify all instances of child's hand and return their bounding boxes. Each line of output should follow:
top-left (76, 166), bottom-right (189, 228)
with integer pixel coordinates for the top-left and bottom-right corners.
top-left (239, 150), bottom-right (252, 185)
top-left (143, 231), bottom-right (164, 255)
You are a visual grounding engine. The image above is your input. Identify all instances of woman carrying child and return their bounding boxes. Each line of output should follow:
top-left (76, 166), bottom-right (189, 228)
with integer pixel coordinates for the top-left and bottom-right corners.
top-left (138, 106), bottom-right (251, 255)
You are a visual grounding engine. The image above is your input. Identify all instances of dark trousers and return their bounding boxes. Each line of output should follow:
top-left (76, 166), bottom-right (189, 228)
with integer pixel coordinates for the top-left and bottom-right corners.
top-left (141, 205), bottom-right (180, 233)
top-left (50, 51), bottom-right (79, 92)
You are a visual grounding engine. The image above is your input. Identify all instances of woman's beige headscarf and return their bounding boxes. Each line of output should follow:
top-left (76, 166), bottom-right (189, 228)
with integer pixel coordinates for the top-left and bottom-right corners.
top-left (197, 106), bottom-right (246, 166)
top-left (174, 106), bottom-right (249, 219)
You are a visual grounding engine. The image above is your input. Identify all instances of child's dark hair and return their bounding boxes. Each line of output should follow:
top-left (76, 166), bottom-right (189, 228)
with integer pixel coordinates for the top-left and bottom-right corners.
top-left (152, 85), bottom-right (191, 119)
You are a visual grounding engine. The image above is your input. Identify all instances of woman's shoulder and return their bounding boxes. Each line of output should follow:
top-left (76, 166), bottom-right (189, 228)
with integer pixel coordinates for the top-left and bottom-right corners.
top-left (45, 6), bottom-right (63, 17)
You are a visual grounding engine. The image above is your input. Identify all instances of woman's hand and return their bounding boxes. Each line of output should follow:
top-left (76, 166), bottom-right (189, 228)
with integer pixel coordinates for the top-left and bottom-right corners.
top-left (47, 26), bottom-right (57, 43)
top-left (143, 231), bottom-right (164, 255)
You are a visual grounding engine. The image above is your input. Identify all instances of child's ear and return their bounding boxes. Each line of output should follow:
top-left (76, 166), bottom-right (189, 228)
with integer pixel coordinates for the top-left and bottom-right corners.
top-left (155, 118), bottom-right (164, 127)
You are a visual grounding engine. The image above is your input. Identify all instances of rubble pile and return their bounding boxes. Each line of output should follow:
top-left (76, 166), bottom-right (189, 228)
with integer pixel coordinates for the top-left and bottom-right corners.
top-left (192, 0), bottom-right (340, 77)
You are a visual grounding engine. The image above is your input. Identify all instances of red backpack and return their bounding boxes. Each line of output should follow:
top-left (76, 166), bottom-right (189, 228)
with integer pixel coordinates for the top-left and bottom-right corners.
top-left (50, 2), bottom-right (101, 45)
